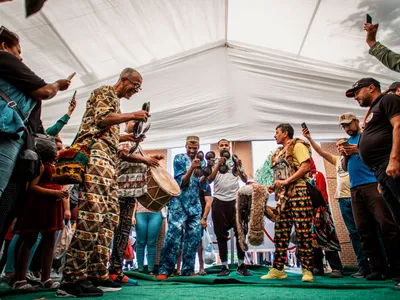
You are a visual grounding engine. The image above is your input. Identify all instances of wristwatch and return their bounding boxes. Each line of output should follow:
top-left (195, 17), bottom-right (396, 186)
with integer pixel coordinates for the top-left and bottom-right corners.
top-left (202, 216), bottom-right (207, 220)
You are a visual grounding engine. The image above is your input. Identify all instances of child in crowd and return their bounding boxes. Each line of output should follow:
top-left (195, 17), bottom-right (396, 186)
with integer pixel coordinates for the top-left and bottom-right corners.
top-left (12, 157), bottom-right (70, 290)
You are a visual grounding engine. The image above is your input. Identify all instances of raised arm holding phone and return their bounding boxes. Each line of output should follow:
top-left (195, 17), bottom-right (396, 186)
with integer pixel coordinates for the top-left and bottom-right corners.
top-left (364, 14), bottom-right (400, 73)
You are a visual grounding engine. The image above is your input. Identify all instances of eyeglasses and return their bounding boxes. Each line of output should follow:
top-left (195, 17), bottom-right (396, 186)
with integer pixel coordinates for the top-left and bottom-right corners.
top-left (125, 77), bottom-right (142, 91)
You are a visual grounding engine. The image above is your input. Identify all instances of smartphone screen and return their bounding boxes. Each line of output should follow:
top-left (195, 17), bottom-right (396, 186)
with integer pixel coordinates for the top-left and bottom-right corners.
top-left (366, 14), bottom-right (372, 24)
top-left (341, 141), bottom-right (350, 146)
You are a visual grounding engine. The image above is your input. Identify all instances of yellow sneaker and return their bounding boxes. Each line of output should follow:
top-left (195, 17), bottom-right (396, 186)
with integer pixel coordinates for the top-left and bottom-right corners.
top-left (260, 268), bottom-right (288, 280)
top-left (302, 269), bottom-right (314, 282)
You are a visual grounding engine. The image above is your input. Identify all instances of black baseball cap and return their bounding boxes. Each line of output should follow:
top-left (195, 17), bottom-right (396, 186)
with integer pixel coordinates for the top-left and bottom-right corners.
top-left (384, 81), bottom-right (400, 94)
top-left (345, 78), bottom-right (381, 98)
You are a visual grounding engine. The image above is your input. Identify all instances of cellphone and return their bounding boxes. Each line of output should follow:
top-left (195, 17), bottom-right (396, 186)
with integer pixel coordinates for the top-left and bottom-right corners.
top-left (301, 122), bottom-right (308, 129)
top-left (67, 72), bottom-right (76, 81)
top-left (366, 14), bottom-right (372, 24)
top-left (69, 91), bottom-right (77, 104)
top-left (341, 140), bottom-right (350, 146)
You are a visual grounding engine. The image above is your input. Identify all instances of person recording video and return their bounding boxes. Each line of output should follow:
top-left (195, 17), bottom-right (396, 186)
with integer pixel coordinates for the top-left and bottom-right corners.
top-left (364, 17), bottom-right (400, 73)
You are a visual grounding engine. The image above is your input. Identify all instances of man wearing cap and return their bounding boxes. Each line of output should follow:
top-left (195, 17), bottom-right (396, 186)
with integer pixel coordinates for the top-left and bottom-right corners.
top-left (344, 78), bottom-right (400, 287)
top-left (157, 136), bottom-right (209, 280)
top-left (346, 78), bottom-right (400, 225)
top-left (338, 110), bottom-right (400, 281)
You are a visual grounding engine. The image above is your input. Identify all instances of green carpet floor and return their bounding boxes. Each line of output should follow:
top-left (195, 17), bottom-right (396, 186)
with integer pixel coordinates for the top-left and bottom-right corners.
top-left (0, 265), bottom-right (398, 300)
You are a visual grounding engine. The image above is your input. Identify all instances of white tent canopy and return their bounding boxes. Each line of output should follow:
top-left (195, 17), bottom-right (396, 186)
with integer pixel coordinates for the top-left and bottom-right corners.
top-left (1, 0), bottom-right (399, 149)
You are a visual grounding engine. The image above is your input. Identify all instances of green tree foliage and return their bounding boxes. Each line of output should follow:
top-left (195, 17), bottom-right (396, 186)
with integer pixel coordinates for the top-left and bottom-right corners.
top-left (254, 151), bottom-right (274, 186)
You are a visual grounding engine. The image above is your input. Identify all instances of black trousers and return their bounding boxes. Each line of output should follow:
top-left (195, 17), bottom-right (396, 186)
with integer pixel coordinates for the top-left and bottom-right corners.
top-left (373, 159), bottom-right (400, 226)
top-left (351, 182), bottom-right (400, 275)
top-left (313, 248), bottom-right (343, 271)
top-left (212, 198), bottom-right (244, 263)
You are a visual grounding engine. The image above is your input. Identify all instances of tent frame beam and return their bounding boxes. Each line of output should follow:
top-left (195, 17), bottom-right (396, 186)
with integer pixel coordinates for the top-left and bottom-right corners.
top-left (298, 0), bottom-right (322, 55)
top-left (40, 12), bottom-right (91, 74)
top-left (225, 0), bottom-right (229, 46)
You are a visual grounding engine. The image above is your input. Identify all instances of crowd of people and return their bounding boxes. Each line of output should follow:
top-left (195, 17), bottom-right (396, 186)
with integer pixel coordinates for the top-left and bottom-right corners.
top-left (0, 16), bottom-right (399, 299)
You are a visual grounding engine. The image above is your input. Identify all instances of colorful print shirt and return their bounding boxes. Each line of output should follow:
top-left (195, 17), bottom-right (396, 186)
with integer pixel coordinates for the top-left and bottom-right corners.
top-left (74, 86), bottom-right (121, 151)
top-left (117, 142), bottom-right (147, 198)
top-left (168, 153), bottom-right (208, 216)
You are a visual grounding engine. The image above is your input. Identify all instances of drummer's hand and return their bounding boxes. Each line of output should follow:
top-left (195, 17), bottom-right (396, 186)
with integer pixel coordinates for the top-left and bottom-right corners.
top-left (132, 216), bottom-right (136, 226)
top-left (144, 156), bottom-right (160, 167)
top-left (191, 158), bottom-right (201, 169)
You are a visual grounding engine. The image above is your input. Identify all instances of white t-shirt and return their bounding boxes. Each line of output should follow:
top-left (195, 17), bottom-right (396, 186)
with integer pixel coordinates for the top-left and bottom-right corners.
top-left (213, 159), bottom-right (240, 201)
top-left (333, 155), bottom-right (351, 199)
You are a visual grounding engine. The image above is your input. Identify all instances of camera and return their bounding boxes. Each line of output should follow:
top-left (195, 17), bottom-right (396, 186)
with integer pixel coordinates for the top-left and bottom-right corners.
top-left (219, 150), bottom-right (230, 174)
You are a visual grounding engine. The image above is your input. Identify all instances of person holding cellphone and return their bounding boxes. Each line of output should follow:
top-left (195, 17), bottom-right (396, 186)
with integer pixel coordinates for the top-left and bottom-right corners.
top-left (338, 109), bottom-right (400, 283)
top-left (302, 126), bottom-right (370, 278)
top-left (364, 14), bottom-right (400, 73)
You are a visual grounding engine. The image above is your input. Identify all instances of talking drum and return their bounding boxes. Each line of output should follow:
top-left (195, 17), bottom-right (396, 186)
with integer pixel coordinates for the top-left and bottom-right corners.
top-left (137, 165), bottom-right (180, 212)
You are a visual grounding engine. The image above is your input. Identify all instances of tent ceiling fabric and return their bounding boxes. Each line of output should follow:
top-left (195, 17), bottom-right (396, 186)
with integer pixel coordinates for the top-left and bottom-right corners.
top-left (1, 0), bottom-right (399, 149)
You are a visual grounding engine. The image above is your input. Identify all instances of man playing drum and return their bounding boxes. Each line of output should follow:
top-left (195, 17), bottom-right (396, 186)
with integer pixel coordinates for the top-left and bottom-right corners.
top-left (157, 136), bottom-right (209, 279)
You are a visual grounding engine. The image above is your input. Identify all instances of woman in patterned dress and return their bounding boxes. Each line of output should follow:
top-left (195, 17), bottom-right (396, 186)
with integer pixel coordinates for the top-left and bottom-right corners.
top-left (309, 158), bottom-right (343, 278)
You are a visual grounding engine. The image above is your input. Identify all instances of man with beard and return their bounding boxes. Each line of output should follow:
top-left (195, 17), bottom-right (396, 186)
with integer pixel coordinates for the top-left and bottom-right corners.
top-left (57, 68), bottom-right (148, 298)
top-left (207, 139), bottom-right (251, 277)
top-left (338, 108), bottom-right (400, 285)
top-left (345, 78), bottom-right (400, 225)
top-left (157, 136), bottom-right (208, 280)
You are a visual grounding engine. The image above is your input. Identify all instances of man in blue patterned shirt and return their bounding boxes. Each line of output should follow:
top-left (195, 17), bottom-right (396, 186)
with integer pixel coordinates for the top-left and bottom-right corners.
top-left (157, 136), bottom-right (208, 279)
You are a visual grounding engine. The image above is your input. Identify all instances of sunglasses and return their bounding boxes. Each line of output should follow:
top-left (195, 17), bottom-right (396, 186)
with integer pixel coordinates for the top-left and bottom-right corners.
top-left (125, 77), bottom-right (142, 91)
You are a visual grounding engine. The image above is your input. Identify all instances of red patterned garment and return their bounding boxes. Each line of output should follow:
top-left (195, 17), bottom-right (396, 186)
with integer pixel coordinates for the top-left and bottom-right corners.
top-left (15, 163), bottom-right (64, 233)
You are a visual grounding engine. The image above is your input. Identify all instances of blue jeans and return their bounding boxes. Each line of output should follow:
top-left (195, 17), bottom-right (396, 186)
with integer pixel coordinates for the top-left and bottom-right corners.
top-left (338, 197), bottom-right (369, 268)
top-left (373, 160), bottom-right (400, 226)
top-left (5, 234), bottom-right (42, 273)
top-left (135, 212), bottom-right (162, 272)
top-left (0, 137), bottom-right (24, 198)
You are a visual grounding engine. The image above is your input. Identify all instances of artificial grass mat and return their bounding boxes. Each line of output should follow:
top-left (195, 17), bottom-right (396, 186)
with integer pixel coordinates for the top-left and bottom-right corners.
top-left (0, 265), bottom-right (398, 299)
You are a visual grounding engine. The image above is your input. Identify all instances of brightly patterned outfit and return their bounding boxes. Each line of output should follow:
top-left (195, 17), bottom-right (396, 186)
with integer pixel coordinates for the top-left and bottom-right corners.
top-left (109, 143), bottom-right (147, 275)
top-left (158, 154), bottom-right (207, 276)
top-left (271, 140), bottom-right (314, 271)
top-left (63, 86), bottom-right (121, 282)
